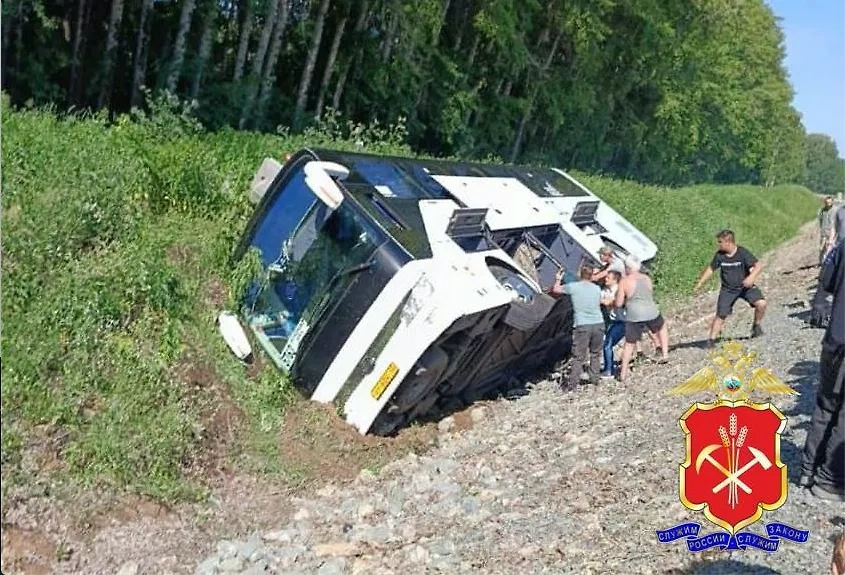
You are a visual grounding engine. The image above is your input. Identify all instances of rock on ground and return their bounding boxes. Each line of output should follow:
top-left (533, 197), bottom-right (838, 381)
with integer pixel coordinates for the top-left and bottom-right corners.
top-left (186, 224), bottom-right (842, 574)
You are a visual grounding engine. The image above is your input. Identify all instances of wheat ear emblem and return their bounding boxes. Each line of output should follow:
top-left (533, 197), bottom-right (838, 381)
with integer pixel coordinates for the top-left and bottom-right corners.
top-left (720, 414), bottom-right (748, 509)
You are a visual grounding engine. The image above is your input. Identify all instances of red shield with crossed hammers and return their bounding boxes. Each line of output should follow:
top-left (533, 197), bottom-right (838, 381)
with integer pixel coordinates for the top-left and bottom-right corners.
top-left (679, 400), bottom-right (787, 534)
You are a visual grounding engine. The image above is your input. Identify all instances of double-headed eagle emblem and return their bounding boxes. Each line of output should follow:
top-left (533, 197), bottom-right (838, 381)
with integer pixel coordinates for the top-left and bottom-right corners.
top-left (668, 341), bottom-right (797, 401)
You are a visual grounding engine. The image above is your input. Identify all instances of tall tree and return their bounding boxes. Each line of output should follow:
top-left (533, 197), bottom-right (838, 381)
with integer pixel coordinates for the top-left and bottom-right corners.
top-left (97, 0), bottom-right (126, 110)
top-left (294, 0), bottom-right (332, 128)
top-left (803, 134), bottom-right (845, 197)
top-left (233, 0), bottom-right (255, 82)
top-left (315, 5), bottom-right (348, 118)
top-left (190, 0), bottom-right (219, 100)
top-left (130, 0), bottom-right (155, 108)
top-left (68, 0), bottom-right (88, 105)
top-left (239, 0), bottom-right (282, 129)
top-left (165, 0), bottom-right (198, 94)
top-left (254, 0), bottom-right (292, 127)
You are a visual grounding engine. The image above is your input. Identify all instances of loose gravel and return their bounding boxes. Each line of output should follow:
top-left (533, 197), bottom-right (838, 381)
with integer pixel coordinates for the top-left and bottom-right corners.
top-left (191, 223), bottom-right (844, 575)
top-left (5, 223), bottom-right (839, 575)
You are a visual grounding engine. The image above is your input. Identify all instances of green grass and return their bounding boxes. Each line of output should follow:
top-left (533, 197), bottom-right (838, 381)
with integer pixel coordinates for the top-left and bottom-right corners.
top-left (573, 173), bottom-right (818, 298)
top-left (0, 94), bottom-right (818, 504)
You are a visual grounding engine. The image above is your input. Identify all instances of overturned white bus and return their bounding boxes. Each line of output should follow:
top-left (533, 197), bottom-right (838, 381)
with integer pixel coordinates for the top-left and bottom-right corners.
top-left (222, 148), bottom-right (658, 435)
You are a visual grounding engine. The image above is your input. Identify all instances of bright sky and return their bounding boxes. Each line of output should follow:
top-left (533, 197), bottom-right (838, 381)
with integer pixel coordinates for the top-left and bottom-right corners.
top-left (766, 0), bottom-right (845, 158)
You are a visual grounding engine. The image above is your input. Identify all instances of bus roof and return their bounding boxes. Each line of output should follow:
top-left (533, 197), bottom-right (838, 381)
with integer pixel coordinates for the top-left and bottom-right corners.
top-left (308, 148), bottom-right (591, 259)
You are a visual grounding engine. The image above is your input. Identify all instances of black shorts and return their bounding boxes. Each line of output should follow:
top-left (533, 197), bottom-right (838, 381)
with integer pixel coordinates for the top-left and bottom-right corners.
top-left (716, 287), bottom-right (764, 318)
top-left (625, 314), bottom-right (665, 343)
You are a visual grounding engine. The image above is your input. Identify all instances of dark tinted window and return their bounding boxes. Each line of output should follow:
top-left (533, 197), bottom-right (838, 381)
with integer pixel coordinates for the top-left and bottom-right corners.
top-left (351, 158), bottom-right (447, 200)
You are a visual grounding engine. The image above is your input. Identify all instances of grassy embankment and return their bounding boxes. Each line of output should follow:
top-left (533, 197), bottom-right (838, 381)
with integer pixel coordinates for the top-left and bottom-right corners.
top-left (0, 98), bottom-right (819, 505)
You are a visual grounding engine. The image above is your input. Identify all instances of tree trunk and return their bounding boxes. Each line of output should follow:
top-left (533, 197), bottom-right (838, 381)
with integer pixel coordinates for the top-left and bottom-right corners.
top-left (294, 0), bottom-right (332, 128)
top-left (434, 0), bottom-right (451, 45)
top-left (413, 0), bottom-right (451, 118)
top-left (330, 0), bottom-right (369, 113)
top-left (165, 0), bottom-right (198, 94)
top-left (331, 59), bottom-right (351, 112)
top-left (1, 0), bottom-right (13, 66)
top-left (233, 0), bottom-right (254, 82)
top-left (68, 0), bottom-right (87, 105)
top-left (254, 0), bottom-right (291, 126)
top-left (190, 2), bottom-right (217, 100)
top-left (239, 0), bottom-right (281, 128)
top-left (251, 0), bottom-right (280, 80)
top-left (466, 34), bottom-right (480, 67)
top-left (130, 0), bottom-right (154, 109)
top-left (97, 0), bottom-right (125, 110)
top-left (503, 78), bottom-right (513, 96)
top-left (453, 0), bottom-right (471, 52)
top-left (380, 11), bottom-right (397, 63)
top-left (73, 0), bottom-right (94, 104)
top-left (510, 30), bottom-right (561, 163)
top-left (315, 14), bottom-right (347, 117)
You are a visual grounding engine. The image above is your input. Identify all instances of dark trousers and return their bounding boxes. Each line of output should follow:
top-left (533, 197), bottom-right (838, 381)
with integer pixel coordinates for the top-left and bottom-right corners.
top-left (602, 321), bottom-right (625, 376)
top-left (801, 338), bottom-right (845, 491)
top-left (568, 323), bottom-right (604, 388)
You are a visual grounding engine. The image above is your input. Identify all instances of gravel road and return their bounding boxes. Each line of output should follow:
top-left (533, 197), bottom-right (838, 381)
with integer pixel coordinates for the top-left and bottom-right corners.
top-left (189, 222), bottom-right (843, 575)
top-left (4, 222), bottom-right (840, 575)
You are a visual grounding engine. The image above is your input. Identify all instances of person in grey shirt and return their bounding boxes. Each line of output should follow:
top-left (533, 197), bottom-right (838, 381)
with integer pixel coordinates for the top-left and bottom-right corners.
top-left (616, 255), bottom-right (670, 381)
top-left (824, 202), bottom-right (845, 261)
top-left (819, 196), bottom-right (836, 264)
top-left (551, 264), bottom-right (605, 390)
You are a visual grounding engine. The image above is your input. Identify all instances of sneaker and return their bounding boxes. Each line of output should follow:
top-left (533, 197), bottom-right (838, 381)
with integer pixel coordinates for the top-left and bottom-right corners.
top-left (810, 483), bottom-right (845, 502)
top-left (751, 324), bottom-right (764, 338)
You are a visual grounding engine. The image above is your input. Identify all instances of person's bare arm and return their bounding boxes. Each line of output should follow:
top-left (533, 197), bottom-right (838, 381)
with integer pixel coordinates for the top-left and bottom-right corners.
top-left (693, 266), bottom-right (714, 293)
top-left (591, 267), bottom-right (608, 283)
top-left (548, 268), bottom-right (565, 296)
top-left (742, 261), bottom-right (764, 287)
top-left (615, 280), bottom-right (626, 308)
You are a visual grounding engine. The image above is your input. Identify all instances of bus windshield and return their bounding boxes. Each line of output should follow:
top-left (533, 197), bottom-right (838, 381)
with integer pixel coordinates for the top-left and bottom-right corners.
top-left (243, 163), bottom-right (382, 371)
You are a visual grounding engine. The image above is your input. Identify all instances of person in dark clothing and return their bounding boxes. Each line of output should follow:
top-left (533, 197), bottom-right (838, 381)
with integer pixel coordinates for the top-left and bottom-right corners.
top-left (692, 230), bottom-right (767, 345)
top-left (800, 237), bottom-right (845, 502)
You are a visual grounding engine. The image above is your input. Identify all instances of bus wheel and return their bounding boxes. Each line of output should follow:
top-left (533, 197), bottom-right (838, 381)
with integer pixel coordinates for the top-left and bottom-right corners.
top-left (390, 345), bottom-right (450, 412)
top-left (488, 264), bottom-right (555, 331)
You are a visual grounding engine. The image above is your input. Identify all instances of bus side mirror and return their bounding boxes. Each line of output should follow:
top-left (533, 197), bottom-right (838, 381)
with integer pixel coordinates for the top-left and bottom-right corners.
top-left (304, 161), bottom-right (348, 210)
top-left (249, 157), bottom-right (283, 205)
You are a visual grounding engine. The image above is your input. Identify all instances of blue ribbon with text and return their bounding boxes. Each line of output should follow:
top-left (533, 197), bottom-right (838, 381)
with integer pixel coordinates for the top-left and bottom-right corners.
top-left (655, 522), bottom-right (809, 552)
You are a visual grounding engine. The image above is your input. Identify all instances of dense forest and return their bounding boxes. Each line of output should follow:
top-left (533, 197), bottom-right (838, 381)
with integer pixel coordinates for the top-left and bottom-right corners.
top-left (2, 0), bottom-right (843, 190)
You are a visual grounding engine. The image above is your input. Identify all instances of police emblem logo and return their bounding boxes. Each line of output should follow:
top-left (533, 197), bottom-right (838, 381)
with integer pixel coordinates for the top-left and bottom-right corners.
top-left (656, 341), bottom-right (810, 552)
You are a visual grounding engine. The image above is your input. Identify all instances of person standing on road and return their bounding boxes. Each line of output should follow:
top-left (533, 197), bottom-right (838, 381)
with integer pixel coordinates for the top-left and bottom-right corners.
top-left (615, 255), bottom-right (670, 381)
top-left (819, 196), bottom-right (837, 265)
top-left (551, 265), bottom-right (605, 390)
top-left (591, 246), bottom-right (626, 284)
top-left (600, 270), bottom-right (626, 380)
top-left (824, 201), bottom-right (845, 262)
top-left (799, 236), bottom-right (845, 502)
top-left (692, 230), bottom-right (767, 345)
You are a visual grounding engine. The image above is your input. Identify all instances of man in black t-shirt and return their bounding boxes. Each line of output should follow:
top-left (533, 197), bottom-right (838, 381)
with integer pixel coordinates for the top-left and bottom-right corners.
top-left (692, 229), bottom-right (767, 345)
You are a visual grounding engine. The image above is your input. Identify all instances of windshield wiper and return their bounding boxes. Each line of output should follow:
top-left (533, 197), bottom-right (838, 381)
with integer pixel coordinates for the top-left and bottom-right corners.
top-left (292, 258), bottom-right (378, 361)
